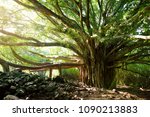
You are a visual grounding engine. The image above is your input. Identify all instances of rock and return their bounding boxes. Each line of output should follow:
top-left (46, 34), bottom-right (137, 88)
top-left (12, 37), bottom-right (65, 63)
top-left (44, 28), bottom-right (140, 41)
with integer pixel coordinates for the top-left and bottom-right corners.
top-left (46, 83), bottom-right (57, 92)
top-left (53, 76), bottom-right (65, 83)
top-left (4, 95), bottom-right (19, 100)
top-left (0, 72), bottom-right (7, 76)
top-left (25, 82), bottom-right (34, 86)
top-left (16, 89), bottom-right (25, 96)
top-left (10, 86), bottom-right (17, 90)
top-left (0, 83), bottom-right (10, 99)
top-left (0, 71), bottom-right (144, 100)
top-left (9, 86), bottom-right (17, 93)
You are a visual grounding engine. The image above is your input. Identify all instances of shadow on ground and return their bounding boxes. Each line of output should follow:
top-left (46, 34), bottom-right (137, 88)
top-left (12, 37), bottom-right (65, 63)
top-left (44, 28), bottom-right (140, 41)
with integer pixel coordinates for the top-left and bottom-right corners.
top-left (116, 87), bottom-right (150, 100)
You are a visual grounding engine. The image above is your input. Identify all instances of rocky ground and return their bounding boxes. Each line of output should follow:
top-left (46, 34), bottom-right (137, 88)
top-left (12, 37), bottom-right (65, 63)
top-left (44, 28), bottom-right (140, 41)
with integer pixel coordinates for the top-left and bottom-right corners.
top-left (0, 70), bottom-right (150, 100)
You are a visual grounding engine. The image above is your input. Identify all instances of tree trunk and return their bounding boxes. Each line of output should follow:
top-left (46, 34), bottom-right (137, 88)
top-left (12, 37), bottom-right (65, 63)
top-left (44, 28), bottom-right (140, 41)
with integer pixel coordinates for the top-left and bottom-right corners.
top-left (1, 63), bottom-right (10, 72)
top-left (83, 62), bottom-right (116, 89)
top-left (83, 45), bottom-right (116, 89)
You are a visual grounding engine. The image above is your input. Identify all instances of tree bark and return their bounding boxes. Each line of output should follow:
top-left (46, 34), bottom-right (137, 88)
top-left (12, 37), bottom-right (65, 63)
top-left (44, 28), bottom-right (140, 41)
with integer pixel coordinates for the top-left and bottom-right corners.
top-left (83, 60), bottom-right (116, 89)
top-left (82, 45), bottom-right (116, 89)
top-left (1, 63), bottom-right (10, 72)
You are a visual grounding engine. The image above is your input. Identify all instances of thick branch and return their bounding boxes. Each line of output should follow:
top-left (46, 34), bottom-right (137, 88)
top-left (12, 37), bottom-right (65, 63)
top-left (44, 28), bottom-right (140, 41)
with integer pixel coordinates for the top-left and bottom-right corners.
top-left (28, 50), bottom-right (81, 63)
top-left (10, 48), bottom-right (50, 66)
top-left (0, 41), bottom-right (82, 57)
top-left (0, 29), bottom-right (40, 43)
top-left (113, 45), bottom-right (150, 62)
top-left (16, 0), bottom-right (81, 31)
top-left (121, 68), bottom-right (148, 77)
top-left (0, 57), bottom-right (83, 70)
top-left (14, 0), bottom-right (36, 10)
top-left (126, 59), bottom-right (150, 66)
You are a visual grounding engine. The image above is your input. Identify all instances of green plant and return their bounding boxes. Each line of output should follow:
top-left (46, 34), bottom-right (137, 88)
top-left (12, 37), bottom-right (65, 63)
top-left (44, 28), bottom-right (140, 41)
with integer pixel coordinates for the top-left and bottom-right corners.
top-left (116, 64), bottom-right (150, 88)
top-left (62, 68), bottom-right (79, 82)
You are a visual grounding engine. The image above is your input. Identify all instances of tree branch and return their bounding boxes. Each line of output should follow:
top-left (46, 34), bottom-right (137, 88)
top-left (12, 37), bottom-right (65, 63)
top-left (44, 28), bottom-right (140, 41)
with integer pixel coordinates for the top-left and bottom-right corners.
top-left (0, 29), bottom-right (40, 43)
top-left (109, 40), bottom-right (150, 62)
top-left (79, 0), bottom-right (84, 30)
top-left (0, 41), bottom-right (82, 57)
top-left (28, 50), bottom-right (81, 63)
top-left (55, 0), bottom-right (65, 16)
top-left (14, 0), bottom-right (36, 10)
top-left (130, 35), bottom-right (150, 40)
top-left (19, 0), bottom-right (82, 31)
top-left (126, 60), bottom-right (150, 66)
top-left (121, 68), bottom-right (148, 77)
top-left (98, 0), bottom-right (103, 28)
top-left (86, 0), bottom-right (91, 35)
top-left (10, 47), bottom-right (49, 66)
top-left (0, 57), bottom-right (83, 70)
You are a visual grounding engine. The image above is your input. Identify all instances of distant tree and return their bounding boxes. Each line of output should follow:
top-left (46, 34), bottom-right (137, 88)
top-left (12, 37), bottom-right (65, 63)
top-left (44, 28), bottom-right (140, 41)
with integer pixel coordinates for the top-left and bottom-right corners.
top-left (0, 0), bottom-right (150, 88)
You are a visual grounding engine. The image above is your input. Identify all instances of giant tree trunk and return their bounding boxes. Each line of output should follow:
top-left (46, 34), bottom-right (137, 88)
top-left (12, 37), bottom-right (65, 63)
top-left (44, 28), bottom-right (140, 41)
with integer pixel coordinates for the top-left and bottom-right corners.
top-left (84, 61), bottom-right (116, 89)
top-left (83, 45), bottom-right (116, 89)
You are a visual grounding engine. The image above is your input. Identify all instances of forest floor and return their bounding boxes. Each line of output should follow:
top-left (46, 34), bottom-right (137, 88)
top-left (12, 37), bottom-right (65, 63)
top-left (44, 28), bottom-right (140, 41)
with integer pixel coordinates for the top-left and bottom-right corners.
top-left (27, 84), bottom-right (150, 100)
top-left (85, 86), bottom-right (150, 100)
top-left (1, 71), bottom-right (150, 100)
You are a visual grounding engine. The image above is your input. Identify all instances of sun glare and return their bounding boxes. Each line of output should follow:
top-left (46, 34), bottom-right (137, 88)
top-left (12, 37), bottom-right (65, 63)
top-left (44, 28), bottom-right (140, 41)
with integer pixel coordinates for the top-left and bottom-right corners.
top-left (0, 0), bottom-right (37, 19)
top-left (0, 0), bottom-right (38, 32)
top-left (0, 0), bottom-right (16, 9)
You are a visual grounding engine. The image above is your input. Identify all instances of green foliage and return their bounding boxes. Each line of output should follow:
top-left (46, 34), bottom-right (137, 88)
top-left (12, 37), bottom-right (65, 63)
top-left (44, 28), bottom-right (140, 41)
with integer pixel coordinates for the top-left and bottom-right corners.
top-left (117, 64), bottom-right (150, 88)
top-left (124, 74), bottom-right (150, 88)
top-left (62, 68), bottom-right (79, 82)
top-left (127, 64), bottom-right (150, 77)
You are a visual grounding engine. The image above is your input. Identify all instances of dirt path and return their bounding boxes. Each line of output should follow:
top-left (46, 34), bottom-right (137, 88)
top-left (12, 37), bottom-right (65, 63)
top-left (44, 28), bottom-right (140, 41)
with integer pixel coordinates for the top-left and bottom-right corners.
top-left (80, 86), bottom-right (150, 100)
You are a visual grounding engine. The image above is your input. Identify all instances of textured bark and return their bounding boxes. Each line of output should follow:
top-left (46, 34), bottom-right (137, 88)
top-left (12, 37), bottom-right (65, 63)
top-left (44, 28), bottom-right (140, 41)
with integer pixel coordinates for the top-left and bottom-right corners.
top-left (82, 45), bottom-right (117, 89)
top-left (83, 60), bottom-right (116, 89)
top-left (1, 63), bottom-right (10, 72)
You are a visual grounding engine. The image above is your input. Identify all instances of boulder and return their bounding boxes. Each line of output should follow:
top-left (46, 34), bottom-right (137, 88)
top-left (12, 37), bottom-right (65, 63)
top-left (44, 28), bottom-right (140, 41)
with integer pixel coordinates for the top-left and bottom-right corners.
top-left (4, 95), bottom-right (19, 100)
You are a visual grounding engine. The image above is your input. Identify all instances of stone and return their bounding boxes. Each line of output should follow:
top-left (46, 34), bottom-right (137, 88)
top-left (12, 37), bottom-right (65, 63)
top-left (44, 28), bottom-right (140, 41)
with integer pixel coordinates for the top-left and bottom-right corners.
top-left (53, 76), bottom-right (65, 83)
top-left (4, 95), bottom-right (19, 100)
top-left (10, 86), bottom-right (17, 90)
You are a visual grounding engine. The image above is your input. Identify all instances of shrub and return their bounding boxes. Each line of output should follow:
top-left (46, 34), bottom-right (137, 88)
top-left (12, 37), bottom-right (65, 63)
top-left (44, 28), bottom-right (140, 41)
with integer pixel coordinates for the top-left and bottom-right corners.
top-left (62, 68), bottom-right (79, 82)
top-left (116, 64), bottom-right (150, 88)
